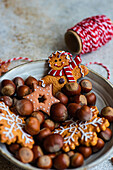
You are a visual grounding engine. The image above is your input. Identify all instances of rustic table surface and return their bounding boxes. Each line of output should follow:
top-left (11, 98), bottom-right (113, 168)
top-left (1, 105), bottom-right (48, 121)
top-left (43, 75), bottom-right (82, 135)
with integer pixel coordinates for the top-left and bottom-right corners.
top-left (0, 0), bottom-right (113, 169)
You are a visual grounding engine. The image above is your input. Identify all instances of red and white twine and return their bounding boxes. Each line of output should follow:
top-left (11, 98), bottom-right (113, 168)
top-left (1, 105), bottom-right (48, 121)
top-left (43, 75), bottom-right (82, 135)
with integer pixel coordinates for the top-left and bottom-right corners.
top-left (69, 15), bottom-right (113, 54)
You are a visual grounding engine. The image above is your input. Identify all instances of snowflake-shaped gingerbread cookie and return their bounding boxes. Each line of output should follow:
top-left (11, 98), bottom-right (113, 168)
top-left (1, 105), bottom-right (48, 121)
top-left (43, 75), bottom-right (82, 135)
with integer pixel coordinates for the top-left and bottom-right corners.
top-left (0, 102), bottom-right (34, 148)
top-left (53, 106), bottom-right (109, 152)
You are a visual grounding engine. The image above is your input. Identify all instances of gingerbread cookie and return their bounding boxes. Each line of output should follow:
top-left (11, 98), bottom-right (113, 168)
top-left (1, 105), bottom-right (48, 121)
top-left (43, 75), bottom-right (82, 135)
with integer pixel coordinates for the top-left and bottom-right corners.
top-left (0, 59), bottom-right (10, 76)
top-left (53, 106), bottom-right (109, 152)
top-left (0, 102), bottom-right (34, 148)
top-left (38, 51), bottom-right (89, 95)
top-left (24, 83), bottom-right (60, 115)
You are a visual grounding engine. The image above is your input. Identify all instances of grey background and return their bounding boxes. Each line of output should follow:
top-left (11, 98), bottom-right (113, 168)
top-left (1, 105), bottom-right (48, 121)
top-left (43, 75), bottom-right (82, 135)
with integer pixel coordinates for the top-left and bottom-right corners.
top-left (0, 0), bottom-right (113, 169)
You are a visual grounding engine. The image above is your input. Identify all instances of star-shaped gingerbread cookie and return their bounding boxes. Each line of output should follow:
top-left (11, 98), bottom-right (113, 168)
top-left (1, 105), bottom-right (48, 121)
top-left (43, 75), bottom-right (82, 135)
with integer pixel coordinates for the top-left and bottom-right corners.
top-left (24, 84), bottom-right (60, 115)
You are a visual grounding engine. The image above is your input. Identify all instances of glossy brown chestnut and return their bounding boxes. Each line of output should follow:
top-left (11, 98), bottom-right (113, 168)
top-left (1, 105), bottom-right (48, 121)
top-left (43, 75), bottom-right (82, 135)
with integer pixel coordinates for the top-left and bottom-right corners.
top-left (47, 153), bottom-right (56, 159)
top-left (25, 117), bottom-right (40, 136)
top-left (67, 103), bottom-right (81, 118)
top-left (25, 76), bottom-right (38, 88)
top-left (72, 94), bottom-right (87, 106)
top-left (92, 138), bottom-right (105, 153)
top-left (99, 128), bottom-right (112, 141)
top-left (32, 145), bottom-right (43, 162)
top-left (37, 155), bottom-right (52, 169)
top-left (17, 85), bottom-right (30, 98)
top-left (13, 77), bottom-right (24, 87)
top-left (36, 128), bottom-right (51, 143)
top-left (85, 92), bottom-right (96, 106)
top-left (70, 153), bottom-right (84, 168)
top-left (43, 134), bottom-right (63, 153)
top-left (53, 153), bottom-right (70, 169)
top-left (31, 111), bottom-right (45, 124)
top-left (42, 119), bottom-right (55, 131)
top-left (80, 79), bottom-right (92, 93)
top-left (17, 147), bottom-right (34, 163)
top-left (1, 79), bottom-right (16, 96)
top-left (76, 105), bottom-right (92, 121)
top-left (8, 143), bottom-right (20, 154)
top-left (77, 146), bottom-right (92, 159)
top-left (62, 82), bottom-right (81, 96)
top-left (16, 99), bottom-right (33, 116)
top-left (55, 91), bottom-right (68, 105)
top-left (50, 103), bottom-right (68, 122)
top-left (0, 96), bottom-right (13, 107)
top-left (100, 106), bottom-right (113, 122)
top-left (67, 151), bottom-right (75, 157)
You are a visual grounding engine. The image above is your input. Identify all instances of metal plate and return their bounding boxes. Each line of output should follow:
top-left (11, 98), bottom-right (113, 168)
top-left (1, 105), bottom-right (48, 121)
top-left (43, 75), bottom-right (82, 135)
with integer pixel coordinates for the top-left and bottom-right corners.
top-left (0, 60), bottom-right (113, 170)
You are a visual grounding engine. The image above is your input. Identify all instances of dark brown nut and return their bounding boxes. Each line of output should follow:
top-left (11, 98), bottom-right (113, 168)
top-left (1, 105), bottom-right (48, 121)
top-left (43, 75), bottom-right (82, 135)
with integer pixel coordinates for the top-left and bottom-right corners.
top-left (13, 77), bottom-right (24, 87)
top-left (85, 92), bottom-right (96, 106)
top-left (36, 128), bottom-right (52, 143)
top-left (17, 147), bottom-right (34, 163)
top-left (80, 79), bottom-right (92, 93)
top-left (67, 103), bottom-right (81, 118)
top-left (0, 96), bottom-right (13, 107)
top-left (17, 85), bottom-right (30, 98)
top-left (92, 138), bottom-right (105, 153)
top-left (25, 117), bottom-right (40, 136)
top-left (31, 111), bottom-right (45, 124)
top-left (1, 79), bottom-right (16, 96)
top-left (42, 119), bottom-right (55, 131)
top-left (53, 153), bottom-right (70, 169)
top-left (47, 153), bottom-right (56, 159)
top-left (8, 143), bottom-right (20, 154)
top-left (32, 145), bottom-right (43, 162)
top-left (62, 82), bottom-right (81, 96)
top-left (50, 103), bottom-right (68, 122)
top-left (99, 128), bottom-right (112, 141)
top-left (43, 134), bottom-right (63, 153)
top-left (70, 153), bottom-right (84, 168)
top-left (100, 106), bottom-right (113, 122)
top-left (54, 122), bottom-right (60, 128)
top-left (77, 146), bottom-right (92, 159)
top-left (37, 155), bottom-right (52, 169)
top-left (16, 99), bottom-right (33, 116)
top-left (55, 91), bottom-right (68, 105)
top-left (67, 151), bottom-right (75, 157)
top-left (76, 105), bottom-right (92, 121)
top-left (72, 94), bottom-right (87, 106)
top-left (25, 76), bottom-right (38, 88)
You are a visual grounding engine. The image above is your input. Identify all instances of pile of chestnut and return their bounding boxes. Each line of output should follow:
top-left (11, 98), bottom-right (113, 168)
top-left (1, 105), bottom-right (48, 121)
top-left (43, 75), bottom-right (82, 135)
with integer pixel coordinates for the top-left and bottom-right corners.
top-left (0, 76), bottom-right (112, 169)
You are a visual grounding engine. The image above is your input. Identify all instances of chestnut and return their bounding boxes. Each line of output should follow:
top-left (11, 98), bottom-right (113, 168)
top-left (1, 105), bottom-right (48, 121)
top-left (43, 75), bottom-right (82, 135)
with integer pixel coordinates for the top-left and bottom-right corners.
top-left (13, 77), bottom-right (24, 87)
top-left (67, 151), bottom-right (75, 157)
top-left (77, 146), bottom-right (92, 159)
top-left (31, 111), bottom-right (45, 124)
top-left (37, 155), bottom-right (52, 169)
top-left (47, 153), bottom-right (56, 159)
top-left (53, 153), bottom-right (70, 169)
top-left (1, 79), bottom-right (16, 96)
top-left (55, 91), bottom-right (68, 105)
top-left (92, 138), bottom-right (105, 153)
top-left (67, 103), bottom-right (81, 118)
top-left (17, 85), bottom-right (30, 98)
top-left (16, 99), bottom-right (33, 116)
top-left (76, 105), bottom-right (92, 121)
top-left (62, 82), bottom-right (81, 96)
top-left (25, 76), bottom-right (38, 88)
top-left (0, 96), bottom-right (13, 107)
top-left (85, 92), bottom-right (96, 106)
top-left (50, 103), bottom-right (68, 122)
top-left (72, 94), bottom-right (87, 106)
top-left (32, 145), bottom-right (43, 162)
top-left (8, 143), bottom-right (20, 154)
top-left (36, 128), bottom-right (51, 143)
top-left (99, 128), bottom-right (112, 141)
top-left (43, 134), bottom-right (63, 153)
top-left (100, 106), bottom-right (113, 122)
top-left (70, 153), bottom-right (84, 168)
top-left (80, 79), bottom-right (92, 93)
top-left (25, 117), bottom-right (40, 136)
top-left (42, 119), bottom-right (55, 131)
top-left (17, 147), bottom-right (34, 163)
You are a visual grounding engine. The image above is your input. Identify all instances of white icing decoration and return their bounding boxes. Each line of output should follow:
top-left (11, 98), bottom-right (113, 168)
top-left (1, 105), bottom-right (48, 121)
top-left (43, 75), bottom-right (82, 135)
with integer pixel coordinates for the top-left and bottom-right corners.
top-left (47, 93), bottom-right (49, 95)
top-left (78, 65), bottom-right (84, 77)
